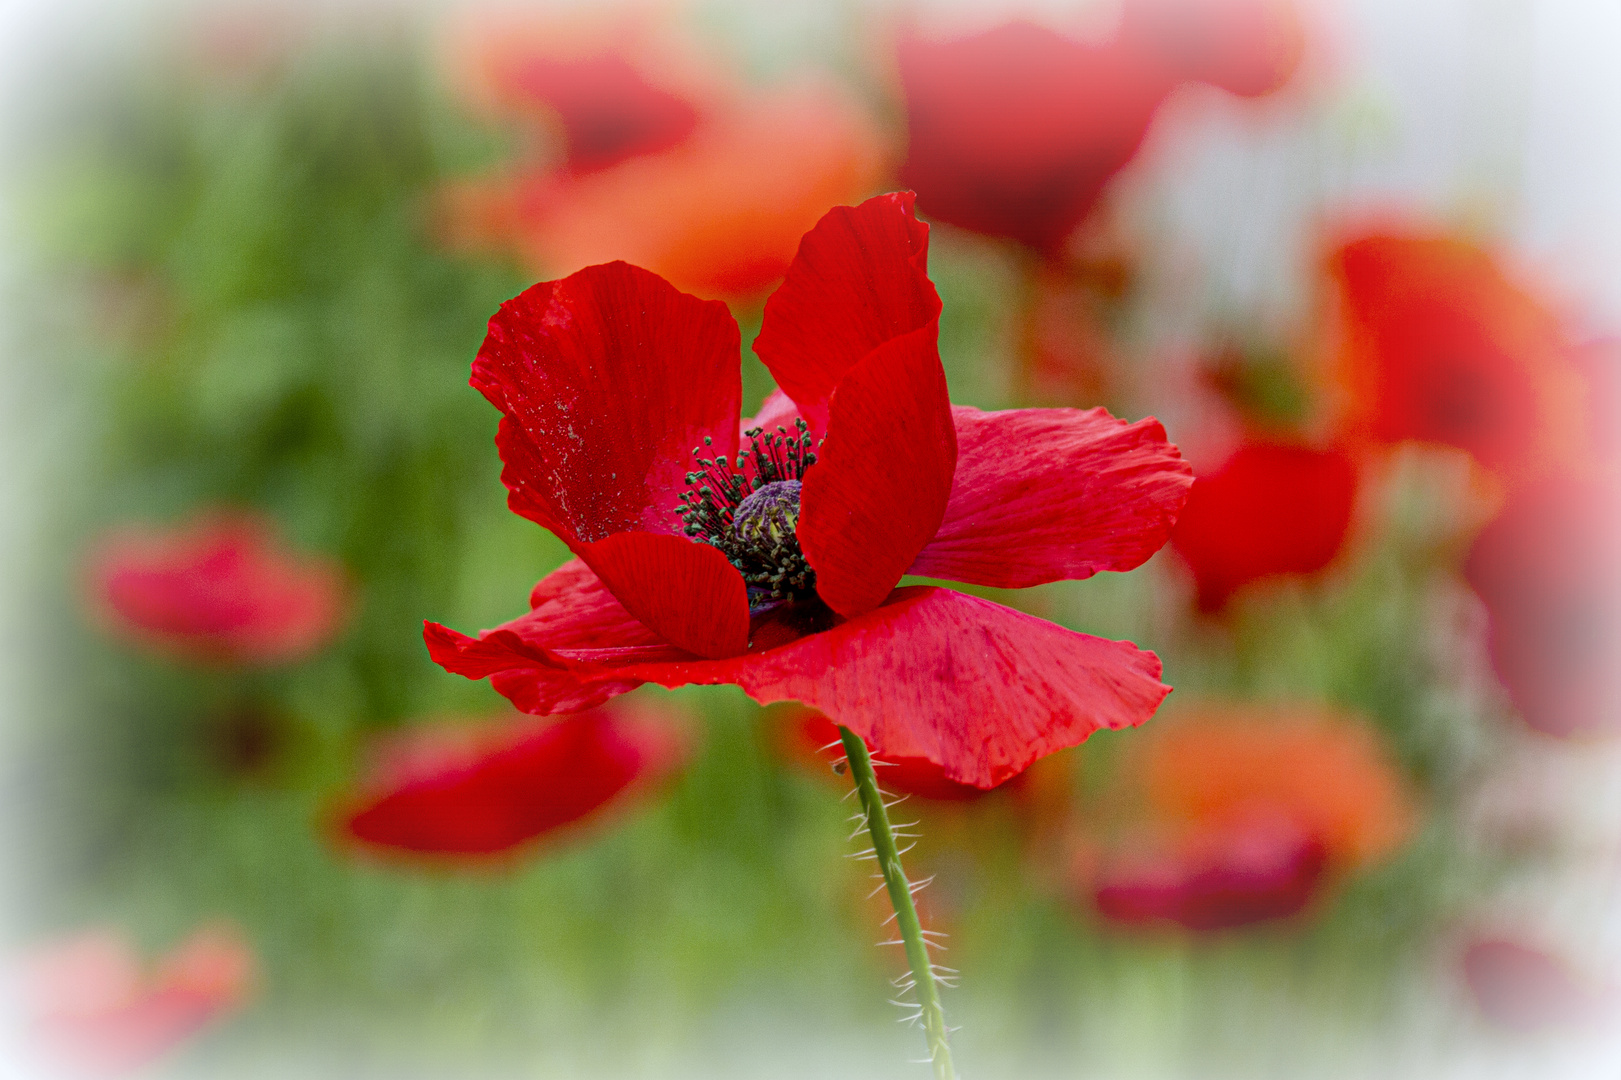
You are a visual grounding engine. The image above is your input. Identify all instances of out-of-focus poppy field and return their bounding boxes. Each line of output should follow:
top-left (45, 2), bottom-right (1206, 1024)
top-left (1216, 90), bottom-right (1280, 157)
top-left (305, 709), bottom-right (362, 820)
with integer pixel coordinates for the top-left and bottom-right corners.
top-left (0, 1), bottom-right (1618, 1077)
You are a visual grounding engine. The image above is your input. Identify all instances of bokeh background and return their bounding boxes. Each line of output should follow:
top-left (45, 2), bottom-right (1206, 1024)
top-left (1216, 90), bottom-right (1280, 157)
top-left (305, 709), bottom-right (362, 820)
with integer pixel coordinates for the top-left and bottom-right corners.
top-left (0, 0), bottom-right (1619, 1077)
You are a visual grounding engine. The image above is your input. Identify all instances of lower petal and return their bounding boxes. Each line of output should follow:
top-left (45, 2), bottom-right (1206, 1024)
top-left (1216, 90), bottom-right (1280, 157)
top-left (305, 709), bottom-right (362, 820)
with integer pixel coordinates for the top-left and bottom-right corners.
top-left (667, 586), bottom-right (1169, 789)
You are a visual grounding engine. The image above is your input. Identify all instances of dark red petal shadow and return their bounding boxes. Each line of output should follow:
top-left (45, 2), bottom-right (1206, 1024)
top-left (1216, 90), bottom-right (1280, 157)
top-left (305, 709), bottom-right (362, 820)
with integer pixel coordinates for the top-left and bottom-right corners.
top-left (753, 192), bottom-right (940, 433)
top-left (910, 406), bottom-right (1191, 589)
top-left (799, 326), bottom-right (957, 617)
top-left (473, 261), bottom-right (741, 544)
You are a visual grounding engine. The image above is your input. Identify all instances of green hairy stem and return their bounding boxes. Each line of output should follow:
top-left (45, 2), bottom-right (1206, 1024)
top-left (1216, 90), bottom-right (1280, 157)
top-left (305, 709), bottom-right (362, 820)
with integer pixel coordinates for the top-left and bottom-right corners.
top-left (837, 726), bottom-right (957, 1080)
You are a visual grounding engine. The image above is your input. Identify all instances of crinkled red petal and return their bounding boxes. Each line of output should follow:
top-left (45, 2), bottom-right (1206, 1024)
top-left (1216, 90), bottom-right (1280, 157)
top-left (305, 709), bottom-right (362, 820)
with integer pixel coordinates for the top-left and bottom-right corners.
top-left (798, 326), bottom-right (957, 617)
top-left (473, 261), bottom-right (741, 545)
top-left (702, 588), bottom-right (1167, 788)
top-left (753, 192), bottom-right (940, 434)
top-left (910, 406), bottom-right (1191, 588)
top-left (576, 532), bottom-right (750, 659)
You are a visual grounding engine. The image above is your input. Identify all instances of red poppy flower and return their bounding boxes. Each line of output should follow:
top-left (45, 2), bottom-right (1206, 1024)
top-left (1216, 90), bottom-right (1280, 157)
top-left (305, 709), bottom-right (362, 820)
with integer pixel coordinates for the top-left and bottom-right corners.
top-left (1093, 815), bottom-right (1327, 931)
top-left (486, 52), bottom-right (698, 175)
top-left (896, 1), bottom-right (1301, 256)
top-left (1169, 438), bottom-right (1359, 611)
top-left (1083, 704), bottom-right (1414, 930)
top-left (87, 514), bottom-right (347, 666)
top-left (335, 698), bottom-right (686, 859)
top-left (18, 924), bottom-right (254, 1077)
top-left (1462, 937), bottom-right (1619, 1033)
top-left (1327, 229), bottom-right (1587, 476)
top-left (448, 9), bottom-right (709, 176)
top-left (425, 192), bottom-right (1192, 789)
top-left (1464, 474), bottom-right (1621, 737)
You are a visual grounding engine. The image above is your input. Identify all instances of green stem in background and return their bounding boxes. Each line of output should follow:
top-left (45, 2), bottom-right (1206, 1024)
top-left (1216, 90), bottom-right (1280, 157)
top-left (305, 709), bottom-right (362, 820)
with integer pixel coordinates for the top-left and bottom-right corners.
top-left (837, 726), bottom-right (957, 1080)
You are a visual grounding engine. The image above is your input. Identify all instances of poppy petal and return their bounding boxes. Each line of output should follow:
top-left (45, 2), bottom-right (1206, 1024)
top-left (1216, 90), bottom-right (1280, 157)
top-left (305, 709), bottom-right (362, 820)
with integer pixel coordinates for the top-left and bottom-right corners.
top-left (339, 703), bottom-right (685, 858)
top-left (700, 587), bottom-right (1167, 789)
top-left (799, 327), bottom-right (958, 617)
top-left (909, 406), bottom-right (1191, 588)
top-left (753, 192), bottom-right (940, 433)
top-left (576, 532), bottom-right (751, 659)
top-left (473, 261), bottom-right (741, 544)
top-left (1170, 440), bottom-right (1358, 611)
top-left (86, 513), bottom-right (348, 666)
top-left (424, 559), bottom-right (686, 715)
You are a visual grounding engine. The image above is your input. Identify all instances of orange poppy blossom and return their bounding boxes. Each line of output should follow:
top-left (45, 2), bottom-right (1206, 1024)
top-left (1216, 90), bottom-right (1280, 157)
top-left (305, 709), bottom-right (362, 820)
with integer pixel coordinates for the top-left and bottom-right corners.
top-left (1077, 703), bottom-right (1415, 930)
top-left (438, 10), bottom-right (889, 302)
top-left (1324, 226), bottom-right (1589, 481)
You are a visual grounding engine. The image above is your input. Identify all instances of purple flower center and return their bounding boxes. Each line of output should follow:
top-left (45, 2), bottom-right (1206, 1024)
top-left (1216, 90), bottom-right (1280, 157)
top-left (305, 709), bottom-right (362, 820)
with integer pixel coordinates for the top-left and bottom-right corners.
top-left (677, 420), bottom-right (819, 608)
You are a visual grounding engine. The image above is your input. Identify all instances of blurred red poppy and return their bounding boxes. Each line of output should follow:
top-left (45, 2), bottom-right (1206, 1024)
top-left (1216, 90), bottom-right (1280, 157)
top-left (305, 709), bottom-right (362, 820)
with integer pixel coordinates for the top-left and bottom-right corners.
top-left (1083, 704), bottom-right (1414, 931)
top-left (335, 698), bottom-right (687, 860)
top-left (1462, 937), bottom-right (1619, 1032)
top-left (896, 0), bottom-right (1302, 256)
top-left (426, 193), bottom-right (1193, 789)
top-left (447, 7), bottom-right (712, 171)
top-left (465, 83), bottom-right (888, 301)
top-left (482, 50), bottom-right (698, 175)
top-left (18, 924), bottom-right (253, 1077)
top-left (1464, 474), bottom-right (1621, 737)
top-left (441, 11), bottom-right (888, 304)
top-left (87, 514), bottom-right (347, 666)
top-left (1093, 815), bottom-right (1327, 930)
top-left (1169, 438), bottom-right (1358, 610)
top-left (1327, 229), bottom-right (1587, 477)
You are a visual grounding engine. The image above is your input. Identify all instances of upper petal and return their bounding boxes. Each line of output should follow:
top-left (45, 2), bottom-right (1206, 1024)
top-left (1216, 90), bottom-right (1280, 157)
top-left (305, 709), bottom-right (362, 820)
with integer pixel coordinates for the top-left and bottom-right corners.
top-left (473, 261), bottom-right (741, 544)
top-left (798, 326), bottom-right (958, 617)
top-left (909, 406), bottom-right (1191, 589)
top-left (753, 192), bottom-right (941, 433)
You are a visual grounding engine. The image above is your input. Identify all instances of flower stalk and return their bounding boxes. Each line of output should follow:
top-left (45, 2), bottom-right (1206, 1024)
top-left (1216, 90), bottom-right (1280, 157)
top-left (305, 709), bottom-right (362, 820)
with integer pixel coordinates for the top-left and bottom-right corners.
top-left (837, 725), bottom-right (957, 1080)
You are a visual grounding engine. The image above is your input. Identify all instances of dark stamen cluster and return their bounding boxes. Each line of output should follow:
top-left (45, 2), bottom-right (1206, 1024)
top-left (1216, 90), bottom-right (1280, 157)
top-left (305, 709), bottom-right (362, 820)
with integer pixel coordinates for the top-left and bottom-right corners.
top-left (677, 419), bottom-right (820, 608)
